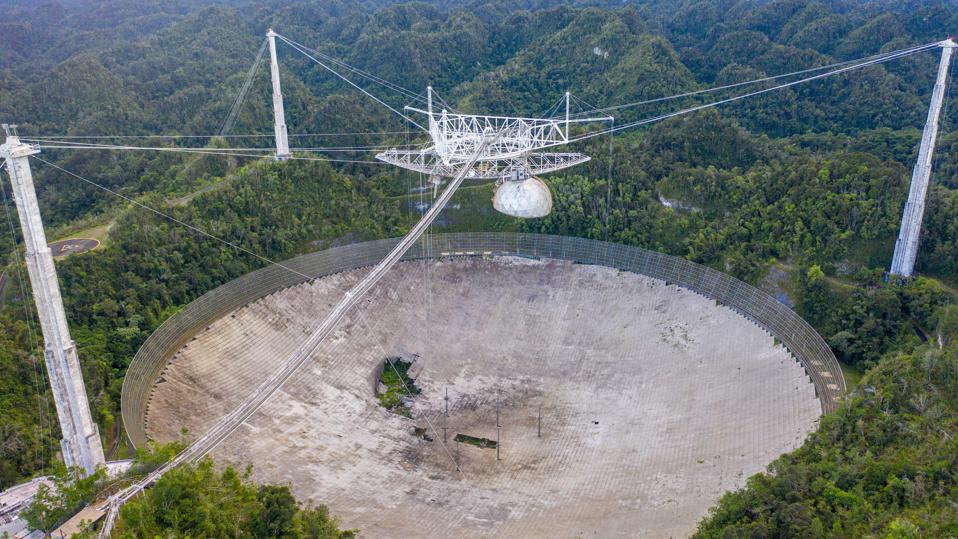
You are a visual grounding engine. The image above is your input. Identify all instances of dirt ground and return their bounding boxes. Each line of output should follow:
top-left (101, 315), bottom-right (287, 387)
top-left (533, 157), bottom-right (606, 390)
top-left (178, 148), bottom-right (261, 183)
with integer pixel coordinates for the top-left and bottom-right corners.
top-left (145, 257), bottom-right (820, 538)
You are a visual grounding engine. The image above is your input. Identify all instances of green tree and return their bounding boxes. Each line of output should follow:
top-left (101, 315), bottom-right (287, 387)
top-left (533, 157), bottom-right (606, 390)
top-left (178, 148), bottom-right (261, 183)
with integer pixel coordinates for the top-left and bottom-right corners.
top-left (115, 459), bottom-right (354, 538)
top-left (252, 485), bottom-right (298, 538)
top-left (21, 464), bottom-right (107, 532)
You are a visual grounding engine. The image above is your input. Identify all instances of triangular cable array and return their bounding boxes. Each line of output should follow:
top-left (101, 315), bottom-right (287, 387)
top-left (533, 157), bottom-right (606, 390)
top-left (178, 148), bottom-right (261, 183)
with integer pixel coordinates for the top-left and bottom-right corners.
top-left (19, 38), bottom-right (941, 158)
top-left (569, 41), bottom-right (941, 118)
top-left (560, 40), bottom-right (942, 146)
top-left (276, 33), bottom-right (427, 131)
top-left (219, 38), bottom-right (269, 137)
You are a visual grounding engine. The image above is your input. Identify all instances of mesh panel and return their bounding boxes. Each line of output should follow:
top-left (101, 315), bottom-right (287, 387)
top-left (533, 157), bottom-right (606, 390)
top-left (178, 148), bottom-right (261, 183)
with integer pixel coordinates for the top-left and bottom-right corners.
top-left (121, 233), bottom-right (844, 447)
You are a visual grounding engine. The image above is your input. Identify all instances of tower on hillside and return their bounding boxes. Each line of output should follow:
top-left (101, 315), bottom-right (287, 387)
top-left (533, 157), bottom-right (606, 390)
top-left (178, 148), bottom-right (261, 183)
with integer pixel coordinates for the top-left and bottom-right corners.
top-left (267, 28), bottom-right (291, 160)
top-left (0, 125), bottom-right (105, 476)
top-left (890, 38), bottom-right (957, 277)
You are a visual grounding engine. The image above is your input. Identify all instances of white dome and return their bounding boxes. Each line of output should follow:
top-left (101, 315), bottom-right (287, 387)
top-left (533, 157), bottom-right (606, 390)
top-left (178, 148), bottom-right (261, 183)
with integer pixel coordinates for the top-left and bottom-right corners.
top-left (492, 176), bottom-right (553, 218)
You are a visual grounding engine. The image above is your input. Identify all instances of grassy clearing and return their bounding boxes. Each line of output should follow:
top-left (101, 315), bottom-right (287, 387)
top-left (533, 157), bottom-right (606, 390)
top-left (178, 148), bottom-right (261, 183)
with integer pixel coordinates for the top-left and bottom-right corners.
top-left (168, 175), bottom-right (237, 207)
top-left (49, 216), bottom-right (116, 252)
top-left (63, 221), bottom-right (112, 243)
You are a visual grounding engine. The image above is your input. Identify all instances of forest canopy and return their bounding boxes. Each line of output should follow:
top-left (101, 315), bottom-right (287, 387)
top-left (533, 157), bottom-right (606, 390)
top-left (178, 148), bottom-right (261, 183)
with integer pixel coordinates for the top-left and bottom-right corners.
top-left (2, 0), bottom-right (958, 536)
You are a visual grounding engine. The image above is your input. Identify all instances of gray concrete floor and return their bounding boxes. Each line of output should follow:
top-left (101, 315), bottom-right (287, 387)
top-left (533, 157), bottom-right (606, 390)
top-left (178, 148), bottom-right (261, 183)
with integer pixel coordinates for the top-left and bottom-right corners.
top-left (146, 257), bottom-right (820, 538)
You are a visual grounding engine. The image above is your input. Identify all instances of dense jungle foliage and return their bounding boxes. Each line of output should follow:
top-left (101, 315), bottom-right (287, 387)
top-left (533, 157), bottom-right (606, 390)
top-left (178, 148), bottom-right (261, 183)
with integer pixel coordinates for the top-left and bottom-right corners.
top-left (109, 460), bottom-right (354, 538)
top-left (2, 0), bottom-right (958, 535)
top-left (21, 441), bottom-right (353, 537)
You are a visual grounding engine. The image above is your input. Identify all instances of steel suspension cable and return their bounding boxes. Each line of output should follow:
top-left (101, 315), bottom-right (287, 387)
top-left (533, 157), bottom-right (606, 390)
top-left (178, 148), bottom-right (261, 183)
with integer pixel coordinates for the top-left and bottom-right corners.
top-left (570, 93), bottom-right (600, 114)
top-left (562, 42), bottom-right (941, 145)
top-left (23, 140), bottom-right (392, 164)
top-left (430, 89), bottom-right (461, 115)
top-left (31, 156), bottom-right (314, 281)
top-left (570, 40), bottom-right (941, 118)
top-left (25, 131), bottom-right (412, 140)
top-left (22, 41), bottom-right (939, 148)
top-left (97, 133), bottom-right (494, 537)
top-left (219, 38), bottom-right (269, 137)
top-left (0, 161), bottom-right (51, 467)
top-left (277, 36), bottom-right (427, 105)
top-left (277, 35), bottom-right (426, 131)
top-left (541, 94), bottom-right (566, 118)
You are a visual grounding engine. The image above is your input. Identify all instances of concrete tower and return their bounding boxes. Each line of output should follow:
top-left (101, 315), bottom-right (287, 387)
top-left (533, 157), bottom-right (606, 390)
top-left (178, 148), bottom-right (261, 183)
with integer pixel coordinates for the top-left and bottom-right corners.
top-left (890, 39), bottom-right (956, 277)
top-left (0, 127), bottom-right (105, 476)
top-left (267, 28), bottom-right (291, 160)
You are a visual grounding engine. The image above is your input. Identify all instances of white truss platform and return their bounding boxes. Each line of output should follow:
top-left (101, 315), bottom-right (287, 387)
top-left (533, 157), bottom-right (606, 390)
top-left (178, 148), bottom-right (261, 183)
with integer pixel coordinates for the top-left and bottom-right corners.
top-left (375, 148), bottom-right (591, 179)
top-left (376, 88), bottom-right (609, 179)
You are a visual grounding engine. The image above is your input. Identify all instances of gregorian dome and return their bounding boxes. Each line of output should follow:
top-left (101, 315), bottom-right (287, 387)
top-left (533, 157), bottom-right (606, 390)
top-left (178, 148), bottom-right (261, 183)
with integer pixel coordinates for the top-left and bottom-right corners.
top-left (492, 175), bottom-right (553, 218)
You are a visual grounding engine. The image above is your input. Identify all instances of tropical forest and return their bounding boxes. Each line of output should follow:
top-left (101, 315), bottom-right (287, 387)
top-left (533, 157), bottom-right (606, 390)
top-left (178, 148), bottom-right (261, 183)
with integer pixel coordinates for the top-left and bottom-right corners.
top-left (1, 0), bottom-right (957, 536)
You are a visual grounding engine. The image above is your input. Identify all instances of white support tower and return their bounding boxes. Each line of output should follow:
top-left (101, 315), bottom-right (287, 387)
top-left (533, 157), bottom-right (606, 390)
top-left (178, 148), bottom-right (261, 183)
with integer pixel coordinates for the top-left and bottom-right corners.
top-left (267, 28), bottom-right (291, 160)
top-left (0, 126), bottom-right (105, 476)
top-left (890, 39), bottom-right (956, 277)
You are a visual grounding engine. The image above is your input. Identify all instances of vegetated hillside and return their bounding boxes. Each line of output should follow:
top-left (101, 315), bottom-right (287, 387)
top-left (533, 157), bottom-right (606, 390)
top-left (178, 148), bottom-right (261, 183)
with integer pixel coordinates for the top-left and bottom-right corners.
top-left (111, 458), bottom-right (357, 538)
top-left (1, 0), bottom-right (956, 227)
top-left (21, 442), bottom-right (357, 536)
top-left (0, 0), bottom-right (957, 535)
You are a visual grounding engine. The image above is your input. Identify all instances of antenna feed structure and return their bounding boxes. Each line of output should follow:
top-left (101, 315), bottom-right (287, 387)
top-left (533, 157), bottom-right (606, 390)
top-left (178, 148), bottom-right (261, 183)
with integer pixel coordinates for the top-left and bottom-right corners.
top-left (376, 88), bottom-right (609, 218)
